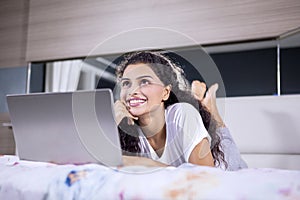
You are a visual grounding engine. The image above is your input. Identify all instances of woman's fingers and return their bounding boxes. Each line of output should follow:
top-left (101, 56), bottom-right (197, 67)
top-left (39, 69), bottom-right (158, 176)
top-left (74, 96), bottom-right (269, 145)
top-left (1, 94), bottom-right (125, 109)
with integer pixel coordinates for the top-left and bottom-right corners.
top-left (114, 100), bottom-right (138, 125)
top-left (127, 117), bottom-right (135, 126)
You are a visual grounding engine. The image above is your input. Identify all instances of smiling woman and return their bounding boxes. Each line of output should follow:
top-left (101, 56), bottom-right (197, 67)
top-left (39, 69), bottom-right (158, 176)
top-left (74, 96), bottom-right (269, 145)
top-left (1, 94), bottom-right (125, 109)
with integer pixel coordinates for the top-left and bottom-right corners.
top-left (114, 51), bottom-right (216, 167)
top-left (112, 50), bottom-right (248, 169)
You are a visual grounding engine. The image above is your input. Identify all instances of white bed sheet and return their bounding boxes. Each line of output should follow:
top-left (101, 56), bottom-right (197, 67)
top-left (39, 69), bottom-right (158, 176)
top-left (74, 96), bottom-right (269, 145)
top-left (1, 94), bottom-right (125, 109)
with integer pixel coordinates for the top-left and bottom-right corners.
top-left (1, 155), bottom-right (300, 199)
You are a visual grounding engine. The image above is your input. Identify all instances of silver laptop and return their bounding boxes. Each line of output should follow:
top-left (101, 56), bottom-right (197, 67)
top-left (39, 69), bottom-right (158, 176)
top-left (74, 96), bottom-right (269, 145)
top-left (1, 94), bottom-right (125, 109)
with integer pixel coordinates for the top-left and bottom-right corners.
top-left (7, 89), bottom-right (123, 167)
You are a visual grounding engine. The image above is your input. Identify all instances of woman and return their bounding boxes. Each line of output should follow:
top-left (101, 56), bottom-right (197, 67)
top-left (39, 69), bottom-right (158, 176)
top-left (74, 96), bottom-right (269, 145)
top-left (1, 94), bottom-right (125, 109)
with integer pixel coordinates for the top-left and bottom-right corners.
top-left (113, 50), bottom-right (246, 170)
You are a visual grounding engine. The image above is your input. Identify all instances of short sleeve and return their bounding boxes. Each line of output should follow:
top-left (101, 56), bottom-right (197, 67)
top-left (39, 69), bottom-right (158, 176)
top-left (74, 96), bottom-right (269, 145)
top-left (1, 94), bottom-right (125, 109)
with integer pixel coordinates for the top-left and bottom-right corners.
top-left (166, 103), bottom-right (211, 162)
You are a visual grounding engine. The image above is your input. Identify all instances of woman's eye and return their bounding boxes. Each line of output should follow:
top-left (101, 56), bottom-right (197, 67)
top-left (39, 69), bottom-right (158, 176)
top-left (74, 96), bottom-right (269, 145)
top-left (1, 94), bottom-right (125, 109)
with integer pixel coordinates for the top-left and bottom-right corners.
top-left (140, 79), bottom-right (150, 86)
top-left (121, 81), bottom-right (130, 88)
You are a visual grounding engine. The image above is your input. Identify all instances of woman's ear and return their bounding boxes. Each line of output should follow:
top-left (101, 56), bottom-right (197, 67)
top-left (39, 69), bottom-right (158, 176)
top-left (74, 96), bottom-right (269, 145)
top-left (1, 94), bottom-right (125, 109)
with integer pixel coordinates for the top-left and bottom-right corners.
top-left (162, 85), bottom-right (172, 101)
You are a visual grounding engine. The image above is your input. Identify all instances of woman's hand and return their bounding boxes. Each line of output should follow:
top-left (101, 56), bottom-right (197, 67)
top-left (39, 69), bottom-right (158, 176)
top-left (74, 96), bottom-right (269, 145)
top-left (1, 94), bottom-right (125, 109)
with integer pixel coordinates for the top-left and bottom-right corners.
top-left (122, 155), bottom-right (168, 167)
top-left (114, 100), bottom-right (138, 125)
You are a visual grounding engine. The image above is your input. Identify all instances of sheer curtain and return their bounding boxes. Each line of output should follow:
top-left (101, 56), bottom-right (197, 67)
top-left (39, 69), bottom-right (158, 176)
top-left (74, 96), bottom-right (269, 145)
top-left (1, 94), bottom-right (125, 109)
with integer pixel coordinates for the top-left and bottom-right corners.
top-left (45, 59), bottom-right (82, 92)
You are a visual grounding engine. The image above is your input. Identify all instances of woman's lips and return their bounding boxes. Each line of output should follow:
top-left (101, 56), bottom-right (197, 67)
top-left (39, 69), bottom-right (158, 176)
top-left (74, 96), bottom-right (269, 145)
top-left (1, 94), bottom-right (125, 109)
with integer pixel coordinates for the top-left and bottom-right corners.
top-left (127, 98), bottom-right (147, 107)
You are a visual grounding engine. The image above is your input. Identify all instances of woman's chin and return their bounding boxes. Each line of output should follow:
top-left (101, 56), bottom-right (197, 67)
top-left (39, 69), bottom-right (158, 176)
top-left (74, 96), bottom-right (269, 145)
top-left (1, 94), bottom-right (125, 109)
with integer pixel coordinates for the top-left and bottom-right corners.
top-left (129, 107), bottom-right (146, 118)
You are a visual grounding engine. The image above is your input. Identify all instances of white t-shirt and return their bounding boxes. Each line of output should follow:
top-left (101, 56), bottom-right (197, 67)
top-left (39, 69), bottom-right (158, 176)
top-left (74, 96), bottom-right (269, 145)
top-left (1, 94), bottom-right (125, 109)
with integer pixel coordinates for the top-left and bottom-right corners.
top-left (138, 102), bottom-right (211, 167)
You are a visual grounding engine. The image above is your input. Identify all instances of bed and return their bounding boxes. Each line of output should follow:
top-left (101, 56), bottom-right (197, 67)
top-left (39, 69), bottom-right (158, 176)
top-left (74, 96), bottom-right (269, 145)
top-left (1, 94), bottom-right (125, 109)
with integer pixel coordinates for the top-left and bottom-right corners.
top-left (1, 95), bottom-right (300, 199)
top-left (1, 155), bottom-right (300, 199)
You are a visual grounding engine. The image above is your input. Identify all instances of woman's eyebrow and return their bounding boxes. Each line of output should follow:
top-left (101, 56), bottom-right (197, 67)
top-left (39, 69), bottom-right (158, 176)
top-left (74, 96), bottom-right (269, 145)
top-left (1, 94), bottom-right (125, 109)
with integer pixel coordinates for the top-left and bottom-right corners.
top-left (120, 75), bottom-right (154, 81)
top-left (120, 78), bottom-right (130, 81)
top-left (136, 75), bottom-right (154, 80)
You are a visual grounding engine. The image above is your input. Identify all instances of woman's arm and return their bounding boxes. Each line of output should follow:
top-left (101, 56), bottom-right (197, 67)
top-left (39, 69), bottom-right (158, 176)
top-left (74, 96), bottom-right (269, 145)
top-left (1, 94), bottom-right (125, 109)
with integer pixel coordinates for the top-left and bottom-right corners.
top-left (188, 138), bottom-right (214, 167)
top-left (122, 155), bottom-right (168, 167)
top-left (122, 137), bottom-right (215, 168)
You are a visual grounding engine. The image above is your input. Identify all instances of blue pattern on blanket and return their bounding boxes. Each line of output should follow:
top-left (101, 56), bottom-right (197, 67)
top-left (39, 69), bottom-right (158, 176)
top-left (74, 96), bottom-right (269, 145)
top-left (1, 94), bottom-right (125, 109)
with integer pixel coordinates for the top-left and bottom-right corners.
top-left (65, 170), bottom-right (88, 187)
top-left (47, 165), bottom-right (114, 199)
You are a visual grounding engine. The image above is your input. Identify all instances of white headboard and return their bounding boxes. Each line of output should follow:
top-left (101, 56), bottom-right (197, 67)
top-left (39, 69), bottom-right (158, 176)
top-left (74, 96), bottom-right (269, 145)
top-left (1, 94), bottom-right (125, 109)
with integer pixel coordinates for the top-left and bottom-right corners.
top-left (217, 94), bottom-right (300, 170)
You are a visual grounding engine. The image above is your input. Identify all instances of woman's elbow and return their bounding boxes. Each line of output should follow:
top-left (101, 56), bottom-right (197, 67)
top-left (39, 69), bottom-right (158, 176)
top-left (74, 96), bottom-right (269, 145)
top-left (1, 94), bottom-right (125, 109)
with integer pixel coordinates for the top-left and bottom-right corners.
top-left (188, 139), bottom-right (215, 167)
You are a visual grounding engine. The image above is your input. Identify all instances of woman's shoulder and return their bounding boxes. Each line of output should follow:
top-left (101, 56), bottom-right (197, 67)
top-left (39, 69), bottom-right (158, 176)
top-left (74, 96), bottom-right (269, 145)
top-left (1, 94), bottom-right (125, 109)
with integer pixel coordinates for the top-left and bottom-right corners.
top-left (167, 102), bottom-right (197, 113)
top-left (166, 102), bottom-right (199, 121)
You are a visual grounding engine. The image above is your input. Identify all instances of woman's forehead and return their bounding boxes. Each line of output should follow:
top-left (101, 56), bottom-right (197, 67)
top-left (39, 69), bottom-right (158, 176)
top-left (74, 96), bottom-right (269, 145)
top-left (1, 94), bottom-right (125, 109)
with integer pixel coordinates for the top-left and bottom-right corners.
top-left (123, 63), bottom-right (159, 79)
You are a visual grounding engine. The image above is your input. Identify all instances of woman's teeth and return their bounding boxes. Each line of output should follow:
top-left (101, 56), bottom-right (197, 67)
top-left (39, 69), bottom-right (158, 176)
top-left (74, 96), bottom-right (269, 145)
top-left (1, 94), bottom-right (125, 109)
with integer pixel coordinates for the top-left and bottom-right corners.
top-left (129, 99), bottom-right (146, 106)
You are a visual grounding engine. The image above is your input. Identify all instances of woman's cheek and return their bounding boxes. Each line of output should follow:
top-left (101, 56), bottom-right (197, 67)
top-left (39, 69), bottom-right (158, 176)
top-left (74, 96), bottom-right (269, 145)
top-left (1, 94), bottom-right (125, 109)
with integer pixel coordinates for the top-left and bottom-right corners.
top-left (119, 90), bottom-right (126, 101)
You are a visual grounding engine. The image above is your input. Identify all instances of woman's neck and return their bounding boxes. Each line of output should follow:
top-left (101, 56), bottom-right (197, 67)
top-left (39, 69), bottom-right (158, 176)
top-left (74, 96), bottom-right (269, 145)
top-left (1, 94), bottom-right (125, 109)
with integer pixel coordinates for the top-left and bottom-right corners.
top-left (147, 124), bottom-right (166, 156)
top-left (138, 104), bottom-right (166, 150)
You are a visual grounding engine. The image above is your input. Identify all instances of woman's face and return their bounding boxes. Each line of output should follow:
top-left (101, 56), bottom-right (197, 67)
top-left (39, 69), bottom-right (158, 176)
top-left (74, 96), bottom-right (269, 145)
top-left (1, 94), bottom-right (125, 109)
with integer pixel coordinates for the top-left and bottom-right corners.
top-left (119, 63), bottom-right (170, 117)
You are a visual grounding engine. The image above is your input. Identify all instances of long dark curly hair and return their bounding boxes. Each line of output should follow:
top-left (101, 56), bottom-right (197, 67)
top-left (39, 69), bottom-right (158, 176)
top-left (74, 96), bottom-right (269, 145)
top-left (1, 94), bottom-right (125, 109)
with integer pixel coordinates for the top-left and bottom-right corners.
top-left (115, 50), bottom-right (226, 168)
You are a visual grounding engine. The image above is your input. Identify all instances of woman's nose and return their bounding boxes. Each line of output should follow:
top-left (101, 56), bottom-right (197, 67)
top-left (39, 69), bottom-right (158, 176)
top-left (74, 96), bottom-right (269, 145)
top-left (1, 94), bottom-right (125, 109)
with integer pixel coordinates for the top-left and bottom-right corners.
top-left (127, 82), bottom-right (141, 95)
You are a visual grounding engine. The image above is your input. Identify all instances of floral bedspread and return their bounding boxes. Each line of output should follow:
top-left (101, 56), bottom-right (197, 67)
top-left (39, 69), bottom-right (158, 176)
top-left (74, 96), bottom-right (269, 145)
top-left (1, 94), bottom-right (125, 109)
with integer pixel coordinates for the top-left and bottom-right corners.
top-left (0, 155), bottom-right (300, 200)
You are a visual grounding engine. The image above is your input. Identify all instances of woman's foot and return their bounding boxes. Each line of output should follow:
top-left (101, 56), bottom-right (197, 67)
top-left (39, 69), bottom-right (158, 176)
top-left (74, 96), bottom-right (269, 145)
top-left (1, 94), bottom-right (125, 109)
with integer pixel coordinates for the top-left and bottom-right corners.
top-left (191, 80), bottom-right (206, 101)
top-left (191, 81), bottom-right (225, 128)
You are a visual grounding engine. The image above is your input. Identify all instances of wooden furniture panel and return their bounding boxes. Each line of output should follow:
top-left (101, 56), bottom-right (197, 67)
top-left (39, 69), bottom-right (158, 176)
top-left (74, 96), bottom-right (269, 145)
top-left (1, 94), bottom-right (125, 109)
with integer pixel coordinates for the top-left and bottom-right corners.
top-left (0, 0), bottom-right (28, 68)
top-left (0, 113), bottom-right (15, 155)
top-left (27, 0), bottom-right (300, 62)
